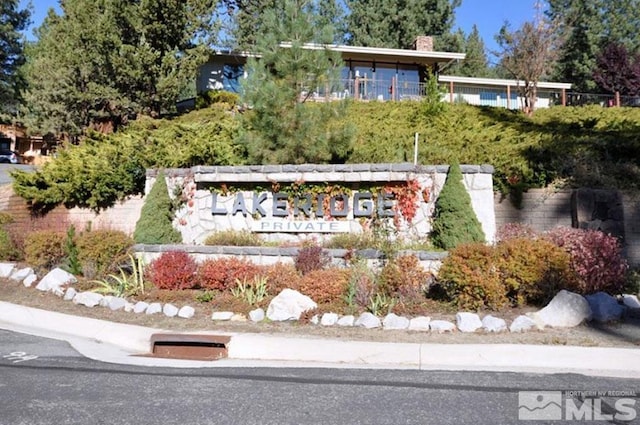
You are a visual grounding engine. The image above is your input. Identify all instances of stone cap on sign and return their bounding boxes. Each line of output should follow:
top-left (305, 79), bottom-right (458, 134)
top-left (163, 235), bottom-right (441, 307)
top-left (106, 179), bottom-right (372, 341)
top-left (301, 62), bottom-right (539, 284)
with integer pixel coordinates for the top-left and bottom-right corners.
top-left (133, 243), bottom-right (448, 261)
top-left (146, 163), bottom-right (494, 184)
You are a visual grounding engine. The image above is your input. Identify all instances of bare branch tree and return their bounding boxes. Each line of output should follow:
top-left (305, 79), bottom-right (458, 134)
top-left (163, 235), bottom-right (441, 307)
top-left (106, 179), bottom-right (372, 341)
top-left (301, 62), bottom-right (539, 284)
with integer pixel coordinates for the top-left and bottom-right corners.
top-left (495, 2), bottom-right (559, 115)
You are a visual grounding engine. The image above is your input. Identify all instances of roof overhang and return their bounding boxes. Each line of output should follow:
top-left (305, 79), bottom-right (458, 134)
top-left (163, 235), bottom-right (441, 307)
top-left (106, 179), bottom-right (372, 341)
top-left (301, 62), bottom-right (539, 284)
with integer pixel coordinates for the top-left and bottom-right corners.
top-left (207, 44), bottom-right (466, 67)
top-left (438, 75), bottom-right (572, 90)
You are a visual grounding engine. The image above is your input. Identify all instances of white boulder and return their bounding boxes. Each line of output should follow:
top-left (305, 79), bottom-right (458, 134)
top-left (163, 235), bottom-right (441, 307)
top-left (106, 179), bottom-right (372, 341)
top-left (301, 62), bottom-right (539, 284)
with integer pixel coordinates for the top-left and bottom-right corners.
top-left (124, 302), bottom-right (135, 313)
top-left (320, 313), bottom-right (339, 326)
top-left (63, 287), bottom-right (77, 301)
top-left (429, 320), bottom-right (456, 333)
top-left (585, 292), bottom-right (623, 322)
top-left (163, 304), bottom-right (179, 317)
top-left (355, 312), bottom-right (381, 329)
top-left (178, 306), bottom-right (195, 319)
top-left (337, 315), bottom-right (355, 327)
top-left (0, 263), bottom-right (15, 278)
top-left (482, 315), bottom-right (507, 333)
top-left (528, 290), bottom-right (592, 328)
top-left (108, 297), bottom-right (128, 311)
top-left (211, 311), bottom-right (234, 321)
top-left (99, 295), bottom-right (114, 307)
top-left (408, 316), bottom-right (431, 331)
top-left (145, 303), bottom-right (162, 315)
top-left (9, 267), bottom-right (34, 282)
top-left (35, 268), bottom-right (77, 293)
top-left (249, 308), bottom-right (265, 322)
top-left (133, 301), bottom-right (149, 314)
top-left (72, 292), bottom-right (104, 308)
top-left (382, 313), bottom-right (410, 330)
top-left (456, 312), bottom-right (482, 333)
top-left (23, 274), bottom-right (37, 287)
top-left (266, 289), bottom-right (317, 322)
top-left (510, 315), bottom-right (538, 333)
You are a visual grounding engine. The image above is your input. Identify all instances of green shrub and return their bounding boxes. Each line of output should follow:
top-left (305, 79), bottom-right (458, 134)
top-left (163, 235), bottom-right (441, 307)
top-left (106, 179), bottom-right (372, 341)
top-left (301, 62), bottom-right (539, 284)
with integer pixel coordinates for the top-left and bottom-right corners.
top-left (323, 232), bottom-right (377, 250)
top-left (76, 230), bottom-right (134, 279)
top-left (196, 90), bottom-right (240, 109)
top-left (63, 225), bottom-right (82, 275)
top-left (430, 161), bottom-right (485, 250)
top-left (133, 171), bottom-right (182, 244)
top-left (0, 213), bottom-right (20, 261)
top-left (24, 230), bottom-right (67, 271)
top-left (204, 230), bottom-right (264, 246)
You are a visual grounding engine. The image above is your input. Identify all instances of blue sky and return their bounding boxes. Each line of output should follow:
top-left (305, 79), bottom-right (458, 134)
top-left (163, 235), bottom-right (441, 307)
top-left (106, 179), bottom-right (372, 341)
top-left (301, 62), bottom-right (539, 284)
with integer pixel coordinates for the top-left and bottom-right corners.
top-left (19, 0), bottom-right (539, 59)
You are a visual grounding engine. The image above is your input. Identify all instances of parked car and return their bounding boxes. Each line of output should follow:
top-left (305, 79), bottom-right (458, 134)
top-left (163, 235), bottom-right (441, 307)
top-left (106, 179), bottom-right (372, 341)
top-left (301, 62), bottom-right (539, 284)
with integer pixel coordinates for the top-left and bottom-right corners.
top-left (0, 149), bottom-right (21, 164)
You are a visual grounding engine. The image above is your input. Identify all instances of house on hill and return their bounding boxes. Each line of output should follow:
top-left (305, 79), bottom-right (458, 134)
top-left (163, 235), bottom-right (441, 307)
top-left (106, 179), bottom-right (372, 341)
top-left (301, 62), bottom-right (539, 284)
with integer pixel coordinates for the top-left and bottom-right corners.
top-left (197, 36), bottom-right (466, 102)
top-left (196, 36), bottom-right (571, 109)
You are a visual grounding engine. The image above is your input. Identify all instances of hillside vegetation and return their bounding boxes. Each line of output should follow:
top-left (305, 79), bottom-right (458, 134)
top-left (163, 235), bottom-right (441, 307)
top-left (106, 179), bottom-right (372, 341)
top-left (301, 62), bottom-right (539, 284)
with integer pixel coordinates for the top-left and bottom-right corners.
top-left (11, 101), bottom-right (640, 211)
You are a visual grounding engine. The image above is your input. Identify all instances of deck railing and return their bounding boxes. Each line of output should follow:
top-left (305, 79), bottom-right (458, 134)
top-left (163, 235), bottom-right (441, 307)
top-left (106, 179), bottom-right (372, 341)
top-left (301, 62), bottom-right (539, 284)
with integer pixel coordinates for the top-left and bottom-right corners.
top-left (303, 79), bottom-right (640, 110)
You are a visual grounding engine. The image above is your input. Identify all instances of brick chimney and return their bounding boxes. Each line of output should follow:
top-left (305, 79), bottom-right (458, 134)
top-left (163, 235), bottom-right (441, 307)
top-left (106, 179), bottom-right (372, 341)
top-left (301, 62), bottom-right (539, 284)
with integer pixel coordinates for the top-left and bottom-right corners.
top-left (413, 35), bottom-right (434, 52)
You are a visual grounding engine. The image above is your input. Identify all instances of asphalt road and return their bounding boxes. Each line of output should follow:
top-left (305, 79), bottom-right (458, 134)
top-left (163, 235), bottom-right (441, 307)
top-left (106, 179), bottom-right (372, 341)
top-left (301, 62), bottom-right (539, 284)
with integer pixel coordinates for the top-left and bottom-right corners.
top-left (1, 330), bottom-right (639, 425)
top-left (0, 164), bottom-right (36, 186)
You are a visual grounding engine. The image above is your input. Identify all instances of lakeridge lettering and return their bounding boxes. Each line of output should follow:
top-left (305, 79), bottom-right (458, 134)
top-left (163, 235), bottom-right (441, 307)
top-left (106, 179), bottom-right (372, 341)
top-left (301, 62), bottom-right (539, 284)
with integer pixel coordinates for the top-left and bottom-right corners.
top-left (212, 191), bottom-right (395, 218)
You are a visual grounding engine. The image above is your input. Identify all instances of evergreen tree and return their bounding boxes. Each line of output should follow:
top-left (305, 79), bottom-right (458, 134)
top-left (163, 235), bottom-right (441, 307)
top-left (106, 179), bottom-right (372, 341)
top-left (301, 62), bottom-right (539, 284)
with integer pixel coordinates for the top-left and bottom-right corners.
top-left (547, 0), bottom-right (605, 92)
top-left (0, 0), bottom-right (30, 119)
top-left (431, 161), bottom-right (485, 251)
top-left (440, 25), bottom-right (491, 77)
top-left (346, 0), bottom-right (461, 49)
top-left (133, 171), bottom-right (183, 244)
top-left (222, 0), bottom-right (278, 49)
top-left (240, 0), bottom-right (353, 164)
top-left (22, 0), bottom-right (218, 137)
top-left (547, 0), bottom-right (640, 92)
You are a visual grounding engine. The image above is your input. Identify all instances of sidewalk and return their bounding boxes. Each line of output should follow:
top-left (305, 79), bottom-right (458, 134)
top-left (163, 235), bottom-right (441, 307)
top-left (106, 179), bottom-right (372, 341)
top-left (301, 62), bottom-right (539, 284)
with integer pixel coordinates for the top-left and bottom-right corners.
top-left (1, 301), bottom-right (639, 377)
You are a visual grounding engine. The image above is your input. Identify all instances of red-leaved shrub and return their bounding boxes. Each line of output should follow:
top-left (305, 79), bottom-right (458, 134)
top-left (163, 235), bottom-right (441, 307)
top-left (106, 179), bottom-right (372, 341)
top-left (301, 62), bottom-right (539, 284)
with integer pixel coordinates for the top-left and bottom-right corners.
top-left (294, 245), bottom-right (331, 275)
top-left (545, 227), bottom-right (628, 295)
top-left (292, 268), bottom-right (350, 304)
top-left (261, 262), bottom-right (301, 294)
top-left (197, 257), bottom-right (261, 291)
top-left (147, 251), bottom-right (198, 290)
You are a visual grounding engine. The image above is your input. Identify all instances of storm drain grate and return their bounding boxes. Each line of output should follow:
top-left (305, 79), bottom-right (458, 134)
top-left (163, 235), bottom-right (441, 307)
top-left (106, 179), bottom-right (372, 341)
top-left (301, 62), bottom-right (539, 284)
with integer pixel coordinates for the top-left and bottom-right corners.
top-left (148, 333), bottom-right (231, 361)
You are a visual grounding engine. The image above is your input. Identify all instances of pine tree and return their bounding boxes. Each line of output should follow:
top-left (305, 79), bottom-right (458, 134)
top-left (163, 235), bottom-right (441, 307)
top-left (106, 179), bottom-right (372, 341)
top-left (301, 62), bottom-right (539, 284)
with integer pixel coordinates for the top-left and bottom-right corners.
top-left (346, 0), bottom-right (460, 49)
top-left (22, 0), bottom-right (218, 136)
top-left (431, 162), bottom-right (485, 251)
top-left (0, 0), bottom-right (30, 119)
top-left (240, 0), bottom-right (353, 164)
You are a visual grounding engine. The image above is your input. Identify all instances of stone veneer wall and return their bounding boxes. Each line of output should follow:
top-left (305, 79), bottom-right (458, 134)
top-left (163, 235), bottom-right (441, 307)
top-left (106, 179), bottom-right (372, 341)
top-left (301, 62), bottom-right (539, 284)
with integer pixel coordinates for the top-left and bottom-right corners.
top-left (133, 244), bottom-right (448, 274)
top-left (153, 163), bottom-right (497, 245)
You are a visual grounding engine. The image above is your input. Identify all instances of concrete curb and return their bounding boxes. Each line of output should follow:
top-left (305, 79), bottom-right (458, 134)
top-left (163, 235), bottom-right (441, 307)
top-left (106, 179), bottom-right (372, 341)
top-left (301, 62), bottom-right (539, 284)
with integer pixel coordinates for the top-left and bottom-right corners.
top-left (1, 301), bottom-right (639, 377)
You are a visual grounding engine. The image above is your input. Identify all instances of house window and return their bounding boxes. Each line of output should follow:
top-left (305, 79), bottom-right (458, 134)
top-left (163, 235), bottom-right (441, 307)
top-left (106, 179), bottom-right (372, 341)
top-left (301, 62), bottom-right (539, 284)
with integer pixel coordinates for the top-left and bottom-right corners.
top-left (222, 64), bottom-right (244, 93)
